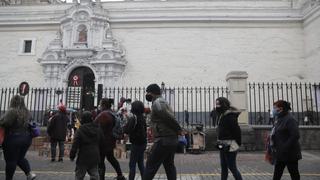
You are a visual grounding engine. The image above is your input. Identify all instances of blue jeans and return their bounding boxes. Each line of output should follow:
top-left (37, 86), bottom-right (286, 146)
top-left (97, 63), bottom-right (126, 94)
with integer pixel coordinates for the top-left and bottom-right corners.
top-left (2, 133), bottom-right (32, 180)
top-left (50, 139), bottom-right (65, 160)
top-left (219, 151), bottom-right (243, 180)
top-left (129, 144), bottom-right (146, 180)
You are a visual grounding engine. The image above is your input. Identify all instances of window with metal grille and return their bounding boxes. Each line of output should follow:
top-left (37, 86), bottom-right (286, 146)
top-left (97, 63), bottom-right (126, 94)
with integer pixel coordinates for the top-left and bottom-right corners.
top-left (24, 40), bottom-right (32, 53)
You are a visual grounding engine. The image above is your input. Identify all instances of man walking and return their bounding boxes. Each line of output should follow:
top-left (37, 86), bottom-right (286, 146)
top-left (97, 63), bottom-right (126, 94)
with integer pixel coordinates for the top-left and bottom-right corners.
top-left (47, 105), bottom-right (69, 162)
top-left (143, 83), bottom-right (182, 180)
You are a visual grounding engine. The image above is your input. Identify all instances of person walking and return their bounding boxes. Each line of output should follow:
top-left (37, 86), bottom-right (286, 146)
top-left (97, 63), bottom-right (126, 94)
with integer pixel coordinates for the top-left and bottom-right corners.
top-left (95, 98), bottom-right (126, 180)
top-left (70, 111), bottom-right (105, 180)
top-left (0, 95), bottom-right (36, 180)
top-left (215, 97), bottom-right (243, 180)
top-left (210, 108), bottom-right (217, 127)
top-left (123, 100), bottom-right (147, 180)
top-left (143, 83), bottom-right (182, 180)
top-left (184, 110), bottom-right (189, 126)
top-left (272, 100), bottom-right (301, 180)
top-left (47, 104), bottom-right (69, 162)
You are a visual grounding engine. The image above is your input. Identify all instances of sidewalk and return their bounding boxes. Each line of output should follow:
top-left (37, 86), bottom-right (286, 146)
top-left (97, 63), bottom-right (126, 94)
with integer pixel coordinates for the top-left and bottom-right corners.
top-left (1, 150), bottom-right (320, 180)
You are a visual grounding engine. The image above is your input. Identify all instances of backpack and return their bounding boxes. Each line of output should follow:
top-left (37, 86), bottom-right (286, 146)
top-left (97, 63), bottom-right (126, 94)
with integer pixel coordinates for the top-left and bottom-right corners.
top-left (107, 111), bottom-right (124, 140)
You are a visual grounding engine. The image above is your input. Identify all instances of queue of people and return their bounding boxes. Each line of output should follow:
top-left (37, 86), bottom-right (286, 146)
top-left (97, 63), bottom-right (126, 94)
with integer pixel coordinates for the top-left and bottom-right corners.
top-left (0, 83), bottom-right (302, 180)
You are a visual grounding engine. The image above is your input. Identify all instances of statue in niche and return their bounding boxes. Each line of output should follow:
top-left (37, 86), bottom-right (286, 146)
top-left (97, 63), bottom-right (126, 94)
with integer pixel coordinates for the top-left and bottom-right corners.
top-left (56, 29), bottom-right (63, 39)
top-left (78, 28), bottom-right (87, 42)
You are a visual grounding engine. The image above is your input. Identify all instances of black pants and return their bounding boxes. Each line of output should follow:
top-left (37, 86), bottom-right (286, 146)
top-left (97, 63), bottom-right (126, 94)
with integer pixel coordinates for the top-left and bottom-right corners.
top-left (3, 133), bottom-right (32, 180)
top-left (143, 138), bottom-right (178, 180)
top-left (50, 139), bottom-right (64, 160)
top-left (219, 151), bottom-right (243, 180)
top-left (98, 150), bottom-right (123, 180)
top-left (273, 160), bottom-right (300, 180)
top-left (129, 144), bottom-right (146, 180)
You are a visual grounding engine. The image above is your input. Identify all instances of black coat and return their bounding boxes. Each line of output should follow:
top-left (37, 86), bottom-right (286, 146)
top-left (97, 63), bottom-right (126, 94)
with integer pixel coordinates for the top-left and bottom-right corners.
top-left (123, 115), bottom-right (147, 145)
top-left (47, 112), bottom-right (69, 141)
top-left (217, 109), bottom-right (242, 146)
top-left (272, 113), bottom-right (302, 162)
top-left (70, 122), bottom-right (105, 167)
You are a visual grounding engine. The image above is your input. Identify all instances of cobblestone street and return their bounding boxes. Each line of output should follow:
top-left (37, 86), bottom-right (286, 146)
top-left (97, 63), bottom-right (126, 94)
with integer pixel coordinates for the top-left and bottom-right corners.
top-left (1, 150), bottom-right (320, 179)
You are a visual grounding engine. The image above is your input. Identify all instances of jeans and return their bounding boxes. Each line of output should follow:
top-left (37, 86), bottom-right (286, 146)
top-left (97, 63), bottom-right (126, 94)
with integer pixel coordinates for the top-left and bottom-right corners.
top-left (219, 151), bottom-right (243, 180)
top-left (2, 133), bottom-right (32, 180)
top-left (143, 138), bottom-right (178, 180)
top-left (129, 144), bottom-right (146, 180)
top-left (99, 150), bottom-right (123, 180)
top-left (75, 165), bottom-right (99, 180)
top-left (50, 139), bottom-right (65, 160)
top-left (273, 160), bottom-right (300, 180)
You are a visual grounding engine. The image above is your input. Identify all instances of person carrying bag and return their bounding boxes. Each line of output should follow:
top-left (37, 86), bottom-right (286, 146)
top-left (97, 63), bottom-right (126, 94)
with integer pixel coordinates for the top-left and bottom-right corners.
top-left (215, 97), bottom-right (243, 180)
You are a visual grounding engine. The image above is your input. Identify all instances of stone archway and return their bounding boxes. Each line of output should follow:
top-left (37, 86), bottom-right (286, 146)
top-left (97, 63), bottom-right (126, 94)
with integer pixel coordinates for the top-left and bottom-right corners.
top-left (68, 66), bottom-right (95, 110)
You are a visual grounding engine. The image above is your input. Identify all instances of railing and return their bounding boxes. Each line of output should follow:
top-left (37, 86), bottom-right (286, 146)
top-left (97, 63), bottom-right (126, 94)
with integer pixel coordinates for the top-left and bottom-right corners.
top-left (248, 82), bottom-right (320, 126)
top-left (0, 86), bottom-right (228, 128)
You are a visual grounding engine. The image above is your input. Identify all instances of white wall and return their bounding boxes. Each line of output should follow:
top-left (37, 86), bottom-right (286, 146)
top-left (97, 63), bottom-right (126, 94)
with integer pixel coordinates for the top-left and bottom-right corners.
top-left (0, 30), bottom-right (57, 87)
top-left (304, 9), bottom-right (320, 82)
top-left (113, 24), bottom-right (304, 87)
top-left (0, 0), bottom-right (318, 88)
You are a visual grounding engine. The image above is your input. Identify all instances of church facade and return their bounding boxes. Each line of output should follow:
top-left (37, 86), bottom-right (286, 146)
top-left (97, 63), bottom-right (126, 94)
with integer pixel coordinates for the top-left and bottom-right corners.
top-left (0, 0), bottom-right (319, 89)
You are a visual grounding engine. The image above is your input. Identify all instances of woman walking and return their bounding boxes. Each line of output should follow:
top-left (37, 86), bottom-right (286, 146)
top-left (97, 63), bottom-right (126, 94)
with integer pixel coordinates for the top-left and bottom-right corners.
top-left (215, 97), bottom-right (242, 180)
top-left (123, 100), bottom-right (147, 180)
top-left (0, 95), bottom-right (36, 180)
top-left (272, 100), bottom-right (301, 180)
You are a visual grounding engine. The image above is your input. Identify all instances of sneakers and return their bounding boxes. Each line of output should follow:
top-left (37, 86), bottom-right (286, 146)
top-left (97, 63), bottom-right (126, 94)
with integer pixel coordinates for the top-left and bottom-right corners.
top-left (27, 172), bottom-right (36, 180)
top-left (58, 158), bottom-right (63, 162)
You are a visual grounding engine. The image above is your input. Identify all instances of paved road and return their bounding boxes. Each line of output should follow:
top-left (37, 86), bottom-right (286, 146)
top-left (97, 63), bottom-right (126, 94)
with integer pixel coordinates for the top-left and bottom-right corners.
top-left (1, 150), bottom-right (320, 179)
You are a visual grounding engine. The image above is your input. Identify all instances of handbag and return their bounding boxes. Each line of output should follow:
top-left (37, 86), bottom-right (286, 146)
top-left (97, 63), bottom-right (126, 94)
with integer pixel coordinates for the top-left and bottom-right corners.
top-left (29, 122), bottom-right (40, 138)
top-left (215, 141), bottom-right (230, 152)
top-left (0, 127), bottom-right (5, 144)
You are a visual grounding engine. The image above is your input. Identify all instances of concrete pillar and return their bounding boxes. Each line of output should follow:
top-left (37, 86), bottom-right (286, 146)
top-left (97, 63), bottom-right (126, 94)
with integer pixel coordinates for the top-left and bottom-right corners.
top-left (226, 71), bottom-right (248, 124)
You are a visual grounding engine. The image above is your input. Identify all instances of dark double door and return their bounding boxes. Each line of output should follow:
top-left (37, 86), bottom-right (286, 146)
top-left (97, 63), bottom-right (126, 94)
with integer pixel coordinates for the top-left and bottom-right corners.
top-left (68, 67), bottom-right (95, 110)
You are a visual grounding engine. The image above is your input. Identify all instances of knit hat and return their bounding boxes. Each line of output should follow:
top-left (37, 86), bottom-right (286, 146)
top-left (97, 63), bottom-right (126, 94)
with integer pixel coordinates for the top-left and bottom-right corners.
top-left (58, 105), bottom-right (66, 113)
top-left (146, 83), bottom-right (161, 95)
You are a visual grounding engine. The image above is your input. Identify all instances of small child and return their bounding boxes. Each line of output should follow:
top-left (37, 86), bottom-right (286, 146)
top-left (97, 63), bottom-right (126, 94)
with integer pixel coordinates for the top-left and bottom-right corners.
top-left (70, 111), bottom-right (105, 180)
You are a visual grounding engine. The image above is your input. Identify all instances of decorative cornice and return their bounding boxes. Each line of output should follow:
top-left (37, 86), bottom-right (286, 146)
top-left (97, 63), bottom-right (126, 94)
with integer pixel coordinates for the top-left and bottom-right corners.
top-left (0, 1), bottom-right (318, 27)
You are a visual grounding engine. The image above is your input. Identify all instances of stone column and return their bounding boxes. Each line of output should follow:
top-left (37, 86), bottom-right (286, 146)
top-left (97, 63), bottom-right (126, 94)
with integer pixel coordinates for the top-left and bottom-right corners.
top-left (226, 71), bottom-right (248, 124)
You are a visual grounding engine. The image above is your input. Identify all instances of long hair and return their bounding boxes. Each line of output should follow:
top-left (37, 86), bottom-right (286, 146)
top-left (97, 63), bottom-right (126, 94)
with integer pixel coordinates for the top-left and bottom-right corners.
top-left (9, 95), bottom-right (30, 122)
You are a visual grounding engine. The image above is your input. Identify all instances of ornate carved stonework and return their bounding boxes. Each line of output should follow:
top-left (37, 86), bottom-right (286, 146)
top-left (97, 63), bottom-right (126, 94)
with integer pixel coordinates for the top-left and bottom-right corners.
top-left (38, 0), bottom-right (126, 88)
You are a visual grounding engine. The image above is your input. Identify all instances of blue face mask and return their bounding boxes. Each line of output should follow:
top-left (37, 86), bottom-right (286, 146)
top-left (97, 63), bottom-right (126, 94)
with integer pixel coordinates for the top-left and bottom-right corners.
top-left (272, 108), bottom-right (280, 117)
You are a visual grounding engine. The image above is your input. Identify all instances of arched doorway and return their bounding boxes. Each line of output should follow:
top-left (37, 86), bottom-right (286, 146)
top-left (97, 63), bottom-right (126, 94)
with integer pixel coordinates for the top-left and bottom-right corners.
top-left (68, 66), bottom-right (95, 110)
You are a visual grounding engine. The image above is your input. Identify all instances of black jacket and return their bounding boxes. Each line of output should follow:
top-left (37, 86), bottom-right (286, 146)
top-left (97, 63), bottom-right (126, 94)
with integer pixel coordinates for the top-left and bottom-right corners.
top-left (272, 113), bottom-right (302, 162)
top-left (70, 122), bottom-right (105, 167)
top-left (123, 115), bottom-right (147, 145)
top-left (47, 112), bottom-right (69, 141)
top-left (217, 109), bottom-right (242, 146)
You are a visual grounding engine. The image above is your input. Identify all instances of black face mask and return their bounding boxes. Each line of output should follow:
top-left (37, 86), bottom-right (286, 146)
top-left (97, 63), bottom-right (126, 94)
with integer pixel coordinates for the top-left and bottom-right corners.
top-left (145, 94), bottom-right (153, 102)
top-left (216, 107), bottom-right (224, 114)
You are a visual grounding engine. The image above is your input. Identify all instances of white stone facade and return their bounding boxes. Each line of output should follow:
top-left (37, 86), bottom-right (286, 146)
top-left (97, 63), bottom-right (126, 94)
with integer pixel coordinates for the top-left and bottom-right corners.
top-left (0, 0), bottom-right (319, 88)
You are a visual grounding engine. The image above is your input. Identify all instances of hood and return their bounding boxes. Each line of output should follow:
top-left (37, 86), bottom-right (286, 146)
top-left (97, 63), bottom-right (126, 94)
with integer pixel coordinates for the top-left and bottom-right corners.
top-left (224, 107), bottom-right (241, 117)
top-left (78, 123), bottom-right (100, 143)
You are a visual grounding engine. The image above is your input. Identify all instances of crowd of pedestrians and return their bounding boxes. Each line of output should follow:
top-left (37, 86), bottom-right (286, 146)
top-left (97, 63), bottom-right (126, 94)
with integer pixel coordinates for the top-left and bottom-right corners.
top-left (0, 83), bottom-right (302, 180)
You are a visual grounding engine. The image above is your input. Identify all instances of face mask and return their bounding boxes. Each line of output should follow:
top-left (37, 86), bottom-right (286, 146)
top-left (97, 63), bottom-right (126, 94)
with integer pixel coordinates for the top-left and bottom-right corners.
top-left (145, 94), bottom-right (153, 102)
top-left (272, 108), bottom-right (279, 117)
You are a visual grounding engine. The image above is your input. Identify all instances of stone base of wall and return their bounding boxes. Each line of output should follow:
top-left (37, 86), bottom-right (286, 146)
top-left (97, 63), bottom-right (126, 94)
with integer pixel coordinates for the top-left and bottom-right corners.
top-left (205, 125), bottom-right (320, 151)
